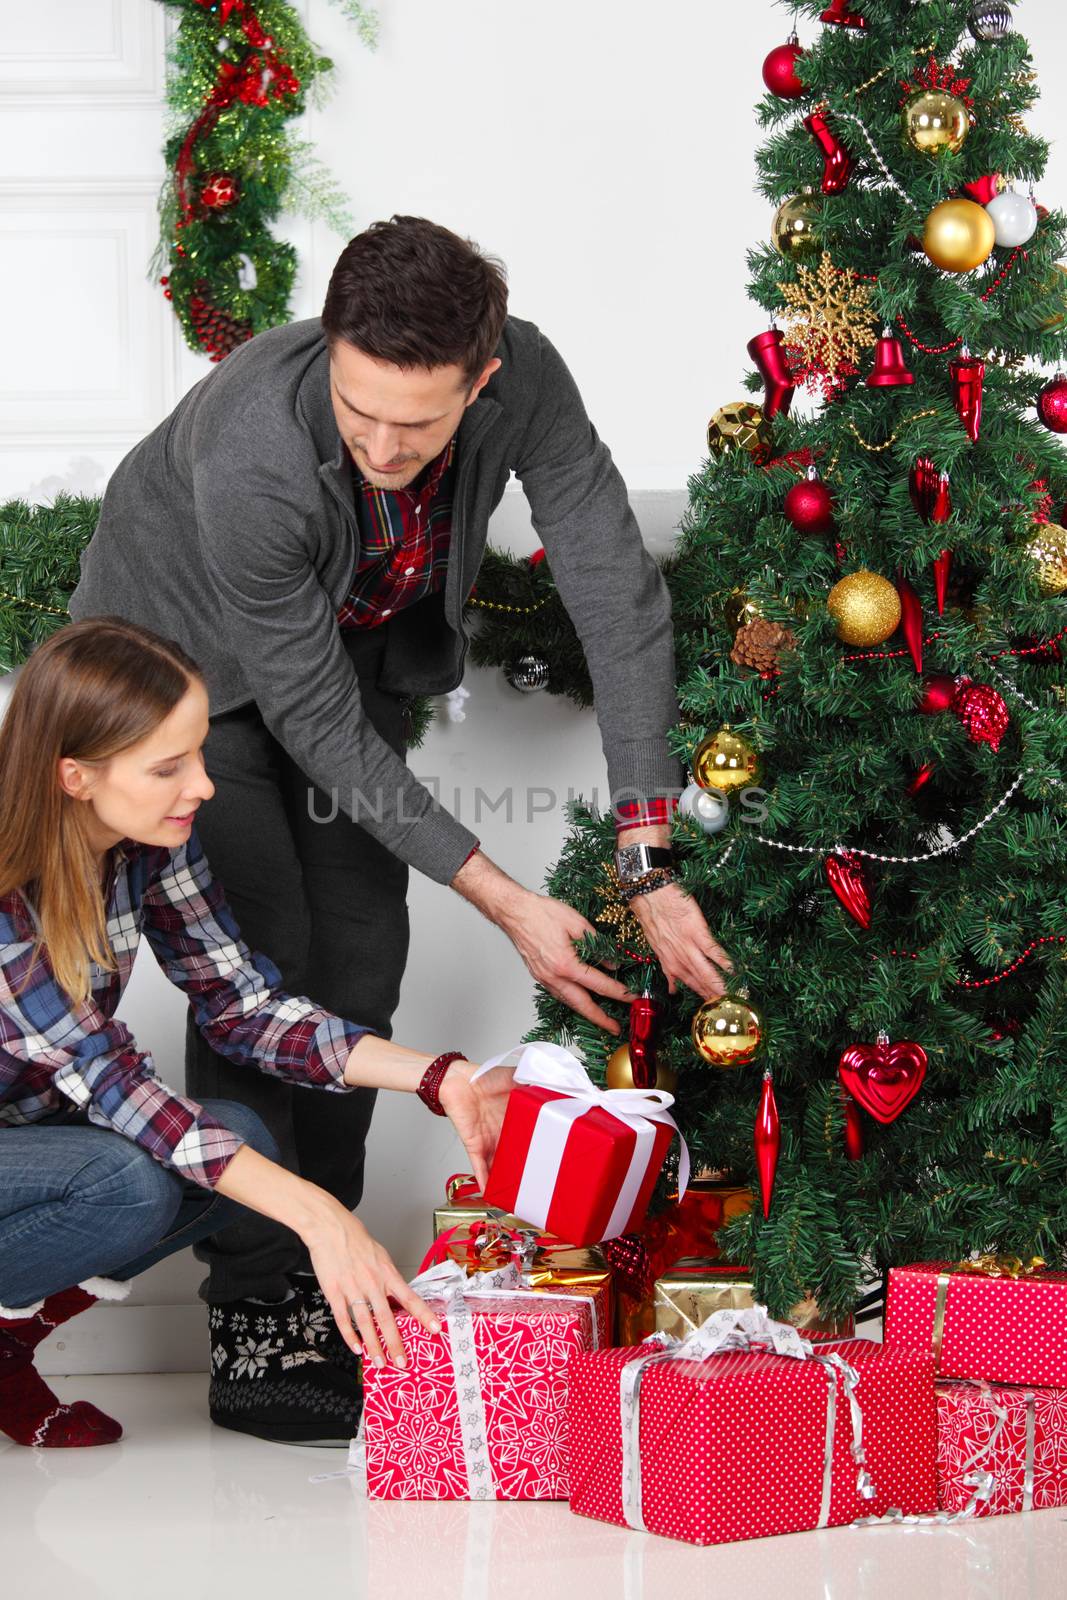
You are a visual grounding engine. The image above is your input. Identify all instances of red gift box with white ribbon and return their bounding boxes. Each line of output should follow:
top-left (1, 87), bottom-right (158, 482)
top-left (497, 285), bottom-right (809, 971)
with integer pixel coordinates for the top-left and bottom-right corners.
top-left (479, 1043), bottom-right (687, 1248)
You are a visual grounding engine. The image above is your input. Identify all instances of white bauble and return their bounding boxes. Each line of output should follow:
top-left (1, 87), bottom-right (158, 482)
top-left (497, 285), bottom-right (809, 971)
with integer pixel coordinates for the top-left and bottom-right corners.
top-left (986, 189), bottom-right (1038, 248)
top-left (678, 782), bottom-right (730, 834)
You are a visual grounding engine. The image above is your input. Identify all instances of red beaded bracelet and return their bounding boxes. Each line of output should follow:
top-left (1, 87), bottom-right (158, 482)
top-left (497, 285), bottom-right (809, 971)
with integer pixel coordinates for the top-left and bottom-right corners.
top-left (417, 1052), bottom-right (466, 1116)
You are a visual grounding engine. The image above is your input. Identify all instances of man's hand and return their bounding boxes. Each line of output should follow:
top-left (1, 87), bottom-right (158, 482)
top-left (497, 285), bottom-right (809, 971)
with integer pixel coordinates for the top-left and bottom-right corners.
top-left (630, 881), bottom-right (733, 999)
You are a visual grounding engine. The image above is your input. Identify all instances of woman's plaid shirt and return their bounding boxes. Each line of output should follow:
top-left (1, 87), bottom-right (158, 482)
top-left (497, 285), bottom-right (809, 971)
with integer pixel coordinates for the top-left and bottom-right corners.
top-left (0, 830), bottom-right (370, 1189)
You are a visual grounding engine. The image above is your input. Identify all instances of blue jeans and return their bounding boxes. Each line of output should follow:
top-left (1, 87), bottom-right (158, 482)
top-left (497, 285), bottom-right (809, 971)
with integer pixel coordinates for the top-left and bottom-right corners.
top-left (0, 1100), bottom-right (279, 1311)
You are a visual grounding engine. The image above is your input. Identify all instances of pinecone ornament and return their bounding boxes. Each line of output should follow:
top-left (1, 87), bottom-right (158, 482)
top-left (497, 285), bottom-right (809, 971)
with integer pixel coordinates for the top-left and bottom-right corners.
top-left (188, 280), bottom-right (254, 363)
top-left (731, 617), bottom-right (797, 673)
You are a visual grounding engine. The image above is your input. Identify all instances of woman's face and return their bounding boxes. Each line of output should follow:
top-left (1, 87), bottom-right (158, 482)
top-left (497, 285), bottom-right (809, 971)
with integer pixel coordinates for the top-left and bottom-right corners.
top-left (59, 680), bottom-right (215, 857)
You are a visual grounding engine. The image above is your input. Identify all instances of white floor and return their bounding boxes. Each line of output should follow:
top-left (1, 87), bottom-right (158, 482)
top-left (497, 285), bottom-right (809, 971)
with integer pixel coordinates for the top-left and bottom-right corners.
top-left (3, 1374), bottom-right (1066, 1599)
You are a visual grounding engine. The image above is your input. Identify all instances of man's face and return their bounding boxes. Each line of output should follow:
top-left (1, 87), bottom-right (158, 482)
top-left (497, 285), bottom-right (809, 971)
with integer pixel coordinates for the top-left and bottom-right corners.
top-left (328, 340), bottom-right (500, 490)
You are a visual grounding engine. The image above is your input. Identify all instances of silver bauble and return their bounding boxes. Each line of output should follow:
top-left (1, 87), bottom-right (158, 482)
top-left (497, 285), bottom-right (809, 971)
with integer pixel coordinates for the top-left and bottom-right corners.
top-left (968, 2), bottom-right (1013, 42)
top-left (985, 189), bottom-right (1038, 248)
top-left (678, 781), bottom-right (730, 835)
top-left (504, 653), bottom-right (549, 693)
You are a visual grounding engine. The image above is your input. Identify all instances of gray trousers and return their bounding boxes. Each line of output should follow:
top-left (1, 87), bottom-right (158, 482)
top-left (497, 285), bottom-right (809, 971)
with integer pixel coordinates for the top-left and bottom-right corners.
top-left (186, 625), bottom-right (411, 1303)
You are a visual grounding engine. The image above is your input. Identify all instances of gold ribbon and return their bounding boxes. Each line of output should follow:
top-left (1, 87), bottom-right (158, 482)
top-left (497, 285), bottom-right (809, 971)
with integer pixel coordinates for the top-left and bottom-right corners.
top-left (932, 1257), bottom-right (1047, 1368)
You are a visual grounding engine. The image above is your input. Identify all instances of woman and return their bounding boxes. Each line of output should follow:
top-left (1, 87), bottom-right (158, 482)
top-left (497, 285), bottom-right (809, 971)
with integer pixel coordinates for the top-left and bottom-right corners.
top-left (0, 618), bottom-right (511, 1448)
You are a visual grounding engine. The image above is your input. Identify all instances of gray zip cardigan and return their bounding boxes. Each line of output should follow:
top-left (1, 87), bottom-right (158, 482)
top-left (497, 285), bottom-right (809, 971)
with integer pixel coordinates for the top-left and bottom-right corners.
top-left (71, 315), bottom-right (681, 885)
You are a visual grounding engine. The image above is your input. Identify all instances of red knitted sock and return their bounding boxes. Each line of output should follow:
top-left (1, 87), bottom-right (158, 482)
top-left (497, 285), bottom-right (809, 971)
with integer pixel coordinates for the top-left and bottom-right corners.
top-left (0, 1278), bottom-right (128, 1448)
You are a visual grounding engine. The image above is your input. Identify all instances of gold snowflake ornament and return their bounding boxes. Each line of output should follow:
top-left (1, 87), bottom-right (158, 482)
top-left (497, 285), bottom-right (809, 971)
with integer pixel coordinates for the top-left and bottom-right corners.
top-left (778, 252), bottom-right (880, 391)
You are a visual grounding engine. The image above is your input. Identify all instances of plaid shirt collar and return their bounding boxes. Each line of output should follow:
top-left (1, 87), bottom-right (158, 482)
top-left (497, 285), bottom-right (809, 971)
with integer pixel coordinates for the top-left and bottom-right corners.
top-left (349, 436), bottom-right (456, 506)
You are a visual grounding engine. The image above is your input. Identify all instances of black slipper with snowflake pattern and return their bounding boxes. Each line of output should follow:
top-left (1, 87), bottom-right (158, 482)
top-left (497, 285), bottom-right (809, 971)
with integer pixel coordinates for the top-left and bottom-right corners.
top-left (207, 1292), bottom-right (361, 1446)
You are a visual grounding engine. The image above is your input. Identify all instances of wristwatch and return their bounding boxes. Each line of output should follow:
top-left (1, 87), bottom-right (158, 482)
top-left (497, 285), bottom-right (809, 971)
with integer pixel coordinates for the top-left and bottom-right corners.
top-left (614, 843), bottom-right (674, 885)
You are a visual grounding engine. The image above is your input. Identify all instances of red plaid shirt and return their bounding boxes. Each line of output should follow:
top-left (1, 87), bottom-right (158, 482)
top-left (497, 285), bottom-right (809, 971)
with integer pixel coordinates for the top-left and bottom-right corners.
top-left (336, 439), bottom-right (457, 630)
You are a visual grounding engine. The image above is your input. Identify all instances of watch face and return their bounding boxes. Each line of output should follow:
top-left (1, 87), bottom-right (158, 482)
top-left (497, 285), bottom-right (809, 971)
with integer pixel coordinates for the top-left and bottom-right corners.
top-left (616, 844), bottom-right (646, 881)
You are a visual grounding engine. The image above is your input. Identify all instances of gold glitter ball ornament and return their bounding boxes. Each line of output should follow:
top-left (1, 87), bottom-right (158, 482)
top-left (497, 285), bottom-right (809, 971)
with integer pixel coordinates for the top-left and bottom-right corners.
top-left (1023, 523), bottom-right (1067, 595)
top-left (772, 189), bottom-right (821, 262)
top-left (902, 88), bottom-right (970, 155)
top-left (691, 995), bottom-right (764, 1069)
top-left (706, 402), bottom-right (774, 463)
top-left (923, 198), bottom-right (996, 273)
top-left (606, 1044), bottom-right (678, 1095)
top-left (692, 727), bottom-right (761, 793)
top-left (827, 570), bottom-right (902, 646)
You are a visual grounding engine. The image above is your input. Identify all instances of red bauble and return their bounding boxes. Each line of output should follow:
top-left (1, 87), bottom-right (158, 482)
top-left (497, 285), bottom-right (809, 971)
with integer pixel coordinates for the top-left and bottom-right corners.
top-left (950, 350), bottom-right (985, 443)
top-left (955, 682), bottom-right (1010, 751)
top-left (843, 1092), bottom-right (865, 1160)
top-left (825, 850), bottom-right (872, 929)
top-left (784, 468), bottom-right (835, 534)
top-left (754, 1069), bottom-right (781, 1219)
top-left (838, 1034), bottom-right (927, 1125)
top-left (747, 328), bottom-right (796, 420)
top-left (762, 35), bottom-right (806, 99)
top-left (1037, 374), bottom-right (1067, 434)
top-left (804, 109), bottom-right (853, 195)
top-left (918, 674), bottom-right (959, 715)
top-left (200, 172), bottom-right (239, 209)
top-left (821, 0), bottom-right (867, 27)
top-left (896, 575), bottom-right (924, 674)
top-left (933, 548), bottom-right (953, 615)
top-left (627, 991), bottom-right (663, 1090)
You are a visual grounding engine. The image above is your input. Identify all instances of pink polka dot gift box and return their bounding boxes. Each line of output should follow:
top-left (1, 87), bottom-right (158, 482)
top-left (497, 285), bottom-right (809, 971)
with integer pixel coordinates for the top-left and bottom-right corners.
top-left (937, 1379), bottom-right (1067, 1518)
top-left (567, 1310), bottom-right (938, 1545)
top-left (884, 1260), bottom-right (1067, 1387)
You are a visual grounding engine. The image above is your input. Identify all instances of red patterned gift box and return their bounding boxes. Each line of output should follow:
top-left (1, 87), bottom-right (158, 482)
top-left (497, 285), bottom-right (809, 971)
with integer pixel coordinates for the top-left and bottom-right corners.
top-left (884, 1260), bottom-right (1067, 1386)
top-left (568, 1312), bottom-right (938, 1546)
top-left (480, 1043), bottom-right (684, 1247)
top-left (360, 1260), bottom-right (601, 1500)
top-left (937, 1380), bottom-right (1067, 1517)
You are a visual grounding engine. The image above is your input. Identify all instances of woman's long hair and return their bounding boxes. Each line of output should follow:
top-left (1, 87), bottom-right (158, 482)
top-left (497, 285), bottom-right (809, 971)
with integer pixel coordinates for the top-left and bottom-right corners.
top-left (0, 617), bottom-right (202, 1003)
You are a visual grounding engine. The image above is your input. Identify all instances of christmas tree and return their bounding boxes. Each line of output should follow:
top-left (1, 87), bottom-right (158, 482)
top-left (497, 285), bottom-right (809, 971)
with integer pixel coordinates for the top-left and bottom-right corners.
top-left (524, 0), bottom-right (1067, 1319)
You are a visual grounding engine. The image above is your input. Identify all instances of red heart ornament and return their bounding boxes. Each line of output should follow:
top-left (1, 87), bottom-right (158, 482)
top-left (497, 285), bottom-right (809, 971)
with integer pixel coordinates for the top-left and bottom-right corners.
top-left (825, 850), bottom-right (872, 929)
top-left (838, 1034), bottom-right (928, 1124)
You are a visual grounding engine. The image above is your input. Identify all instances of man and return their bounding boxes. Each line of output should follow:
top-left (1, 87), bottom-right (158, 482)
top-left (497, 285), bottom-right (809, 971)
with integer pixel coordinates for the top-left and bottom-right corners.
top-left (71, 216), bottom-right (730, 1442)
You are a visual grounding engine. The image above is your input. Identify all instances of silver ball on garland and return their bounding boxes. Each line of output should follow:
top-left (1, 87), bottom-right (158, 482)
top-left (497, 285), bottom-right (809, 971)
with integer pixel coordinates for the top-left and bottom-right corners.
top-left (504, 654), bottom-right (550, 693)
top-left (968, 2), bottom-right (1013, 42)
top-left (678, 782), bottom-right (730, 835)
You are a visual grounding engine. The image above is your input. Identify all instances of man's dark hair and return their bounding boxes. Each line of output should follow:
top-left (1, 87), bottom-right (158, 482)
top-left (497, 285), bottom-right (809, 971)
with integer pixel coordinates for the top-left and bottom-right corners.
top-left (322, 216), bottom-right (509, 385)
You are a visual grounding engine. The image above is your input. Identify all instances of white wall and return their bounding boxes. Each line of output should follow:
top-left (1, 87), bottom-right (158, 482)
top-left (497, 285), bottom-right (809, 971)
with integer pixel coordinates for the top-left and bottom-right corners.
top-left (2, 0), bottom-right (1065, 1372)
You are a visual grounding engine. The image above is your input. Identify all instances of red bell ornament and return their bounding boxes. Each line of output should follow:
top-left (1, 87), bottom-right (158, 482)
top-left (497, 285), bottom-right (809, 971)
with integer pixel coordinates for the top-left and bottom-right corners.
top-left (747, 327), bottom-right (795, 420)
top-left (955, 681), bottom-right (1010, 751)
top-left (804, 108), bottom-right (853, 196)
top-left (784, 466), bottom-right (835, 534)
top-left (950, 347), bottom-right (985, 442)
top-left (868, 328), bottom-right (915, 388)
top-left (825, 849), bottom-right (872, 929)
top-left (896, 575), bottom-right (924, 674)
top-left (1037, 374), bottom-right (1067, 434)
top-left (918, 673), bottom-right (959, 715)
top-left (762, 32), bottom-right (806, 99)
top-left (754, 1069), bottom-right (781, 1219)
top-left (627, 985), bottom-right (663, 1090)
top-left (933, 547), bottom-right (953, 614)
top-left (820, 0), bottom-right (867, 27)
top-left (843, 1092), bottom-right (865, 1160)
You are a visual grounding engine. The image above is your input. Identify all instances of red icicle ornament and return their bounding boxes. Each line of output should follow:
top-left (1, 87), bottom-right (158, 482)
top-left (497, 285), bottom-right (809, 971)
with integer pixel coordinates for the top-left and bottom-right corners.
top-left (896, 575), bottom-right (924, 673)
top-left (627, 986), bottom-right (663, 1090)
top-left (950, 347), bottom-right (985, 443)
top-left (747, 327), bottom-right (796, 419)
top-left (843, 1092), bottom-right (865, 1160)
top-left (804, 108), bottom-right (853, 195)
top-left (930, 474), bottom-right (953, 527)
top-left (755, 1069), bottom-right (781, 1218)
top-left (909, 456), bottom-right (941, 522)
top-left (933, 547), bottom-right (953, 614)
top-left (825, 850), bottom-right (872, 929)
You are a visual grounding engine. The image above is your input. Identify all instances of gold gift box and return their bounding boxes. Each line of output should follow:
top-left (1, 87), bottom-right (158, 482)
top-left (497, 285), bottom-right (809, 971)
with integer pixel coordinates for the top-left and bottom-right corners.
top-left (432, 1175), bottom-right (533, 1241)
top-left (653, 1258), bottom-right (854, 1343)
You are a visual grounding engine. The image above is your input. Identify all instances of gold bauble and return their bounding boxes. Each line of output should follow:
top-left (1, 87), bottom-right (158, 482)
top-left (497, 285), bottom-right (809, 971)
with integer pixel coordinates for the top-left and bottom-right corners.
top-left (1023, 524), bottom-right (1067, 595)
top-left (827, 570), bottom-right (902, 646)
top-left (902, 89), bottom-right (970, 155)
top-left (706, 402), bottom-right (774, 463)
top-left (923, 198), bottom-right (996, 273)
top-left (692, 727), bottom-right (760, 793)
top-left (722, 588), bottom-right (763, 633)
top-left (606, 1044), bottom-right (677, 1095)
top-left (772, 189), bottom-right (821, 262)
top-left (691, 995), bottom-right (763, 1069)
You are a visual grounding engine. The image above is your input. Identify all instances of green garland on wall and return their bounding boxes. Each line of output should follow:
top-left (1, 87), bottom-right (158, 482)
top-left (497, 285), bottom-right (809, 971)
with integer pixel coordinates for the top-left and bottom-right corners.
top-left (151, 0), bottom-right (375, 361)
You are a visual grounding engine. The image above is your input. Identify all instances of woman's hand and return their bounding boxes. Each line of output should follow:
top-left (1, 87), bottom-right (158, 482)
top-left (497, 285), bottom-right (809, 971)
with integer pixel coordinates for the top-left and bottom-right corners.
top-left (301, 1195), bottom-right (441, 1369)
top-left (438, 1059), bottom-right (515, 1190)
